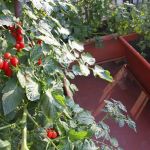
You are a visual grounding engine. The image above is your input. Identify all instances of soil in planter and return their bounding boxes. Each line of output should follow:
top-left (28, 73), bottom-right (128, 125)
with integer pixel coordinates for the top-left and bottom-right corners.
top-left (129, 38), bottom-right (150, 63)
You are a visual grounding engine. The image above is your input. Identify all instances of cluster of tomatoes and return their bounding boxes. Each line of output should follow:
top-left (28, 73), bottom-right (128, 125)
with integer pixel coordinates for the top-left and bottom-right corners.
top-left (0, 23), bottom-right (23, 77)
top-left (0, 23), bottom-right (43, 78)
top-left (0, 52), bottom-right (19, 77)
top-left (46, 128), bottom-right (58, 139)
top-left (8, 23), bottom-right (25, 52)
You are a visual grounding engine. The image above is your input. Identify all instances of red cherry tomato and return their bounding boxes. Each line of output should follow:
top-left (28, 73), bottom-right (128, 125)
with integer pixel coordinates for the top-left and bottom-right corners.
top-left (16, 34), bottom-right (23, 42)
top-left (2, 61), bottom-right (9, 71)
top-left (51, 131), bottom-right (58, 139)
top-left (0, 58), bottom-right (4, 69)
top-left (37, 40), bottom-right (42, 46)
top-left (38, 58), bottom-right (42, 65)
top-left (8, 25), bottom-right (15, 31)
top-left (5, 67), bottom-right (13, 77)
top-left (16, 28), bottom-right (23, 35)
top-left (10, 57), bottom-right (19, 67)
top-left (47, 131), bottom-right (53, 139)
top-left (4, 52), bottom-right (11, 59)
top-left (15, 43), bottom-right (20, 50)
top-left (19, 42), bottom-right (25, 49)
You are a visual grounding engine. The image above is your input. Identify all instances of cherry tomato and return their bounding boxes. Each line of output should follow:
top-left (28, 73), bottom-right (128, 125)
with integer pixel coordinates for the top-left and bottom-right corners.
top-left (37, 40), bottom-right (42, 46)
top-left (16, 34), bottom-right (23, 42)
top-left (2, 61), bottom-right (9, 71)
top-left (38, 58), bottom-right (42, 65)
top-left (0, 58), bottom-right (4, 69)
top-left (19, 42), bottom-right (25, 49)
top-left (47, 131), bottom-right (53, 139)
top-left (5, 67), bottom-right (13, 77)
top-left (4, 52), bottom-right (11, 59)
top-left (8, 25), bottom-right (15, 31)
top-left (16, 28), bottom-right (23, 35)
top-left (51, 131), bottom-right (58, 139)
top-left (10, 57), bottom-right (19, 67)
top-left (15, 43), bottom-right (20, 50)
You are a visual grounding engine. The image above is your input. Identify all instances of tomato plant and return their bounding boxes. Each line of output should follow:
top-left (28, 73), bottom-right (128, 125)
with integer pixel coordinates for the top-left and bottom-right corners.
top-left (0, 1), bottom-right (136, 150)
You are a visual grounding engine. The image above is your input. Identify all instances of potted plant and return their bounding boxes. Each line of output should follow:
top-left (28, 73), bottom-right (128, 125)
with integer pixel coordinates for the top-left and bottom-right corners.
top-left (119, 33), bottom-right (150, 94)
top-left (118, 2), bottom-right (150, 94)
top-left (105, 2), bottom-right (150, 94)
top-left (0, 0), bottom-right (136, 149)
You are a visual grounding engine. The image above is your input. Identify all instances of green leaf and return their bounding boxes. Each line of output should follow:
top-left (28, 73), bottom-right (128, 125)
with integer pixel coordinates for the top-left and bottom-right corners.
top-left (72, 65), bottom-right (82, 76)
top-left (2, 79), bottom-right (24, 115)
top-left (26, 78), bottom-right (40, 101)
top-left (43, 58), bottom-right (61, 74)
top-left (110, 138), bottom-right (119, 148)
top-left (79, 63), bottom-right (90, 76)
top-left (93, 65), bottom-right (113, 82)
top-left (40, 90), bottom-right (62, 120)
top-left (38, 35), bottom-right (60, 46)
top-left (69, 129), bottom-right (89, 141)
top-left (0, 16), bottom-right (12, 27)
top-left (17, 71), bottom-right (26, 88)
top-left (81, 53), bottom-right (95, 65)
top-left (76, 139), bottom-right (98, 150)
top-left (75, 111), bottom-right (95, 125)
top-left (0, 139), bottom-right (11, 150)
top-left (52, 91), bottom-right (66, 106)
top-left (25, 9), bottom-right (37, 20)
top-left (58, 27), bottom-right (70, 35)
top-left (69, 41), bottom-right (84, 52)
top-left (60, 139), bottom-right (74, 150)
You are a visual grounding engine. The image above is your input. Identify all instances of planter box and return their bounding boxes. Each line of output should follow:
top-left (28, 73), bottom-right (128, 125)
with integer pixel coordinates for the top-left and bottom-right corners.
top-left (119, 33), bottom-right (150, 94)
top-left (84, 34), bottom-right (126, 63)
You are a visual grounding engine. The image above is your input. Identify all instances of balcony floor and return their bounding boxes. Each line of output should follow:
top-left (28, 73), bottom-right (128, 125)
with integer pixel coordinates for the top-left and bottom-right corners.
top-left (73, 61), bottom-right (150, 150)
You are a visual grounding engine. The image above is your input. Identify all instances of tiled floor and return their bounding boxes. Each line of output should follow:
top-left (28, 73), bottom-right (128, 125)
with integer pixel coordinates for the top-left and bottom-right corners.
top-left (72, 61), bottom-right (150, 150)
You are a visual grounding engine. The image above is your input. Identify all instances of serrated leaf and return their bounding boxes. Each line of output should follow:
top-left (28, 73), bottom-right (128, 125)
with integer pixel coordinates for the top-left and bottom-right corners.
top-left (58, 27), bottom-right (70, 35)
top-left (72, 65), bottom-right (82, 76)
top-left (79, 63), bottom-right (90, 76)
top-left (26, 78), bottom-right (40, 101)
top-left (41, 90), bottom-right (63, 120)
top-left (25, 9), bottom-right (37, 20)
top-left (75, 111), bottom-right (95, 125)
top-left (110, 138), bottom-right (119, 148)
top-left (69, 41), bottom-right (84, 52)
top-left (52, 91), bottom-right (66, 106)
top-left (81, 53), bottom-right (95, 65)
top-left (38, 35), bottom-right (60, 46)
top-left (17, 71), bottom-right (26, 88)
top-left (76, 139), bottom-right (98, 150)
top-left (93, 65), bottom-right (113, 82)
top-left (69, 129), bottom-right (89, 141)
top-left (2, 79), bottom-right (24, 115)
top-left (61, 139), bottom-right (74, 150)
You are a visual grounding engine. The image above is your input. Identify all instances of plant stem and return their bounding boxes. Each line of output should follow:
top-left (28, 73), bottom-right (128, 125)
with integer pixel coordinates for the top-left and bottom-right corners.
top-left (0, 123), bottom-right (16, 131)
top-left (21, 105), bottom-right (29, 150)
top-left (27, 111), bottom-right (39, 127)
top-left (50, 140), bottom-right (59, 150)
top-left (101, 114), bottom-right (109, 122)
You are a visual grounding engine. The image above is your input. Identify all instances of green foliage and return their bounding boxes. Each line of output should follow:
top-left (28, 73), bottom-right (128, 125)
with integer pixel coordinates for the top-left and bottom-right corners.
top-left (0, 0), bottom-right (136, 150)
top-left (108, 2), bottom-right (150, 60)
top-left (74, 0), bottom-right (114, 37)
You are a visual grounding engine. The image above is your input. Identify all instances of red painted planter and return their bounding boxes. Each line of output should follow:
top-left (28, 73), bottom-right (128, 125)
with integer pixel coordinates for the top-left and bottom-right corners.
top-left (84, 34), bottom-right (126, 63)
top-left (119, 33), bottom-right (150, 94)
